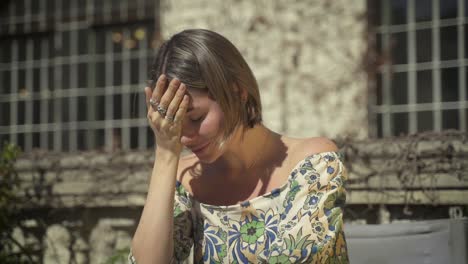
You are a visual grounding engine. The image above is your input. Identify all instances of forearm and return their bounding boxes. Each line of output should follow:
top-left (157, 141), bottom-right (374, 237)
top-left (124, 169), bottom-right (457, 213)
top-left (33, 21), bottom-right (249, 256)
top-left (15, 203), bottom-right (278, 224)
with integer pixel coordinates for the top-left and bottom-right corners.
top-left (131, 149), bottom-right (180, 264)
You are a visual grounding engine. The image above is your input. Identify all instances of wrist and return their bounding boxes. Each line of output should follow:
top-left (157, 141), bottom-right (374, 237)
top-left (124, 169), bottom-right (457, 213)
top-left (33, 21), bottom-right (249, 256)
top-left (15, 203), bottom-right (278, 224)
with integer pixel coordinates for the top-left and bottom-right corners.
top-left (155, 147), bottom-right (181, 162)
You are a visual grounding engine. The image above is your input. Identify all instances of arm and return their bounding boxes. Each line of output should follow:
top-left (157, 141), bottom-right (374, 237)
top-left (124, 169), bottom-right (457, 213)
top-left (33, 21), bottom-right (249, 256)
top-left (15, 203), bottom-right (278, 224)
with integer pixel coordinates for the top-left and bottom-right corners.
top-left (130, 76), bottom-right (190, 264)
top-left (270, 151), bottom-right (349, 263)
top-left (131, 149), bottom-right (180, 264)
top-left (310, 155), bottom-right (349, 263)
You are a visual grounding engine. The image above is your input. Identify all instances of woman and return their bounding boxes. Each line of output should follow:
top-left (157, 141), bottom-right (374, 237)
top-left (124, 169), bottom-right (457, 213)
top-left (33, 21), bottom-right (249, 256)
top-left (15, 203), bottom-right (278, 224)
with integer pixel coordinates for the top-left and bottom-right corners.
top-left (130, 29), bottom-right (349, 263)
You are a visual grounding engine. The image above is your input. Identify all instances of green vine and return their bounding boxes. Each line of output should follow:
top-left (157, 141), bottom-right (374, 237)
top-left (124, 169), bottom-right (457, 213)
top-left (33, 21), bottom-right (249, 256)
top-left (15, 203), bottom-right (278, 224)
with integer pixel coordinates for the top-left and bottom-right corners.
top-left (0, 142), bottom-right (35, 263)
top-left (104, 247), bottom-right (131, 264)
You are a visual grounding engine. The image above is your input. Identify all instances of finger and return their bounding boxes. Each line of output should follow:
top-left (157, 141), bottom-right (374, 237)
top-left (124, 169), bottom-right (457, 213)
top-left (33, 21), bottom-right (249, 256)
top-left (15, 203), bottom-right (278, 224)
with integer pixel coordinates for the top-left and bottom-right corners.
top-left (151, 74), bottom-right (167, 106)
top-left (159, 78), bottom-right (181, 109)
top-left (174, 94), bottom-right (189, 124)
top-left (144, 87), bottom-right (152, 111)
top-left (166, 83), bottom-right (186, 118)
top-left (148, 110), bottom-right (162, 131)
top-left (146, 91), bottom-right (162, 122)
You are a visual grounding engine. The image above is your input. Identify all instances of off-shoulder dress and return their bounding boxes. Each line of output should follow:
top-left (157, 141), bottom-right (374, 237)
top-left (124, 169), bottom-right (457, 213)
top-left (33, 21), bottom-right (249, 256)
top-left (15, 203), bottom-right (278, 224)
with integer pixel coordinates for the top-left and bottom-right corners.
top-left (129, 151), bottom-right (349, 263)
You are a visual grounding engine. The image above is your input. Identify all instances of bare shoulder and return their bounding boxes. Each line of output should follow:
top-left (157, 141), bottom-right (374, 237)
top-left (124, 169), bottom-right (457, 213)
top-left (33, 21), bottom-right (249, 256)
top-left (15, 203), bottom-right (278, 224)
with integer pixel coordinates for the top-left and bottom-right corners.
top-left (291, 136), bottom-right (339, 158)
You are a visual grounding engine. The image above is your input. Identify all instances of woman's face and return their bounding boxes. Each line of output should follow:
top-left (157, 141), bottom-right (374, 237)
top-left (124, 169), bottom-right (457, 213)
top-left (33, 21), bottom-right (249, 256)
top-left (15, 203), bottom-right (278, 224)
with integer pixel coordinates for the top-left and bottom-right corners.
top-left (181, 88), bottom-right (228, 163)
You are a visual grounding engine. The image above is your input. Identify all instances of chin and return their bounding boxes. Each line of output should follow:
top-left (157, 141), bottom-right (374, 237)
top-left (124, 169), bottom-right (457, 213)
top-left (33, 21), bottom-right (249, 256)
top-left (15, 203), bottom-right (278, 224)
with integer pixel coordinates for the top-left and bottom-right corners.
top-left (197, 156), bottom-right (217, 164)
top-left (195, 151), bottom-right (220, 164)
top-left (194, 144), bottom-right (224, 164)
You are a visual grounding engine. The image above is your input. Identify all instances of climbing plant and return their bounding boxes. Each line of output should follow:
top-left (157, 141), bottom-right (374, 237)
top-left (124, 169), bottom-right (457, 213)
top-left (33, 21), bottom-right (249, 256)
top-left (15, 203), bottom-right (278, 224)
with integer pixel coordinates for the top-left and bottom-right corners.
top-left (0, 142), bottom-right (35, 263)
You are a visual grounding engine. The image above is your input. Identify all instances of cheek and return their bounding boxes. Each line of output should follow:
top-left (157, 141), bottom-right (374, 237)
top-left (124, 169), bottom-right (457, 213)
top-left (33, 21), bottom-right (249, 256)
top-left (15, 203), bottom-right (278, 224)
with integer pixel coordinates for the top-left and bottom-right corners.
top-left (199, 109), bottom-right (224, 138)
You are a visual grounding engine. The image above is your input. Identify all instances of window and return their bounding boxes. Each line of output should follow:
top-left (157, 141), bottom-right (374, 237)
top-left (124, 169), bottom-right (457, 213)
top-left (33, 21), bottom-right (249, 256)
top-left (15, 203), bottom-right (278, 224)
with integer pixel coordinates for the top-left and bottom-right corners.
top-left (0, 0), bottom-right (160, 152)
top-left (368, 0), bottom-right (467, 137)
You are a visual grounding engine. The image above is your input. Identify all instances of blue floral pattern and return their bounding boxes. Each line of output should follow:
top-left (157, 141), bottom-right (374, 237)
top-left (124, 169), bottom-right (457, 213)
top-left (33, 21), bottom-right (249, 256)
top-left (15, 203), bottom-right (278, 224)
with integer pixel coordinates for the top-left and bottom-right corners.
top-left (129, 151), bottom-right (349, 263)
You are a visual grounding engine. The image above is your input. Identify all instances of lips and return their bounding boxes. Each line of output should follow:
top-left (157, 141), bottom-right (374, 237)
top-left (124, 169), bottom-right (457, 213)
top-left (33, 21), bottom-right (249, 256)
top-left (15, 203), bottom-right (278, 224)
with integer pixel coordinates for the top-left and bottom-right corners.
top-left (191, 142), bottom-right (210, 153)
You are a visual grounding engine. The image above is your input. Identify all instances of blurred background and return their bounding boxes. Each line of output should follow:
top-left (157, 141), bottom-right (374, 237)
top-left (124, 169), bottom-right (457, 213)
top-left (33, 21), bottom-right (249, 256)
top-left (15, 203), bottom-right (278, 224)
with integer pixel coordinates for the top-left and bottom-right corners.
top-left (0, 0), bottom-right (467, 263)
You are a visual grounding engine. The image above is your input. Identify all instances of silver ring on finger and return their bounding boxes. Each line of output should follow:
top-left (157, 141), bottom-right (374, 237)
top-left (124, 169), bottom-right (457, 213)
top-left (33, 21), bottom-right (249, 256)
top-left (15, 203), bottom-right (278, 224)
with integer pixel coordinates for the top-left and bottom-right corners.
top-left (165, 115), bottom-right (175, 122)
top-left (149, 98), bottom-right (159, 107)
top-left (157, 105), bottom-right (167, 116)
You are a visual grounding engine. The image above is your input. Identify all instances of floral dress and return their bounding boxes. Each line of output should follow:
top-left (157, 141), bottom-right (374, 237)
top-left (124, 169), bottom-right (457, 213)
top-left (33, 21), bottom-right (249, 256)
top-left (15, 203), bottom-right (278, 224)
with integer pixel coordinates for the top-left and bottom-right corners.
top-left (129, 151), bottom-right (349, 263)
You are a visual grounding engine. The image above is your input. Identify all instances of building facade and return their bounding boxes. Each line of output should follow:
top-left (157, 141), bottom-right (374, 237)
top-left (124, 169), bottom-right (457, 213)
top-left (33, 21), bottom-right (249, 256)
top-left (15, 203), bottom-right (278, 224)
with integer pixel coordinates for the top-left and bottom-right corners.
top-left (1, 0), bottom-right (467, 262)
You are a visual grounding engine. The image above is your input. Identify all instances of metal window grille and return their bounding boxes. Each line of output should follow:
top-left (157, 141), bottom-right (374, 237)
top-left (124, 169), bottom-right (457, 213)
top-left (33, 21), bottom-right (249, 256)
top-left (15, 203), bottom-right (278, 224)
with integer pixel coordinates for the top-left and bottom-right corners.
top-left (0, 0), bottom-right (159, 152)
top-left (369, 0), bottom-right (467, 137)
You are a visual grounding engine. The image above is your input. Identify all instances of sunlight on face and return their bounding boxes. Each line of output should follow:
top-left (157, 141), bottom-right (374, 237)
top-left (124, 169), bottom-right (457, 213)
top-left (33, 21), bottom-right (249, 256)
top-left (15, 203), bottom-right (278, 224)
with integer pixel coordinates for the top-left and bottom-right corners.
top-left (181, 88), bottom-right (226, 163)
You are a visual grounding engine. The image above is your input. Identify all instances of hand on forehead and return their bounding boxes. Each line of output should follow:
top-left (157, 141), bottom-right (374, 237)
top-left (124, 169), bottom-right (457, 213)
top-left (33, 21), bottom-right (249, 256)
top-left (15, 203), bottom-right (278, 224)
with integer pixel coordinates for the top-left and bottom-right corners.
top-left (185, 86), bottom-right (210, 112)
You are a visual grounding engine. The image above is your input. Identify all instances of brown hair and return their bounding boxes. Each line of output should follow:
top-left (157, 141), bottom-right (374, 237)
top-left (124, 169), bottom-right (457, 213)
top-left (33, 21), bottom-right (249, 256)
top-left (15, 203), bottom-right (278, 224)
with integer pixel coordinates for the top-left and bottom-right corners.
top-left (149, 29), bottom-right (262, 142)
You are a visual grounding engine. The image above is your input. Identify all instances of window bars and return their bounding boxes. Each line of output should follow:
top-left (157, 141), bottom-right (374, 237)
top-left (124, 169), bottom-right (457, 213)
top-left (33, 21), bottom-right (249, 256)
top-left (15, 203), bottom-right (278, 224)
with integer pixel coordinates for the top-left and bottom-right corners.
top-left (0, 0), bottom-right (159, 152)
top-left (371, 0), bottom-right (467, 137)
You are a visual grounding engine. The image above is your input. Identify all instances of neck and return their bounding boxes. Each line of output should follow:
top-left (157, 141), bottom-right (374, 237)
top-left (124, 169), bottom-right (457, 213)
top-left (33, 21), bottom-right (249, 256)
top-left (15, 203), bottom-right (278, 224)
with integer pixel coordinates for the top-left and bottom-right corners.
top-left (215, 124), bottom-right (274, 176)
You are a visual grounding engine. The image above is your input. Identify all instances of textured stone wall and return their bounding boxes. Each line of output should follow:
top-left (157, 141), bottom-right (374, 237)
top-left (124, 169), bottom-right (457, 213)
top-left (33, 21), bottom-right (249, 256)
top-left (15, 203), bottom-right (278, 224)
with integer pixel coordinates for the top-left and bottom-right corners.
top-left (10, 2), bottom-right (468, 262)
top-left (160, 0), bottom-right (368, 139)
top-left (337, 132), bottom-right (468, 205)
top-left (10, 208), bottom-right (139, 263)
top-left (10, 132), bottom-right (468, 261)
top-left (16, 133), bottom-right (468, 208)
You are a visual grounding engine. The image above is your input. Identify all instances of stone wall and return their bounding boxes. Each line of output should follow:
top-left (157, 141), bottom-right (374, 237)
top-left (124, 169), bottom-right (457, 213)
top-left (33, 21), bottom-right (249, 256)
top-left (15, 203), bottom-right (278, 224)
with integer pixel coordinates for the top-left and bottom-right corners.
top-left (8, 1), bottom-right (468, 262)
top-left (160, 0), bottom-right (368, 139)
top-left (11, 132), bottom-right (468, 262)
